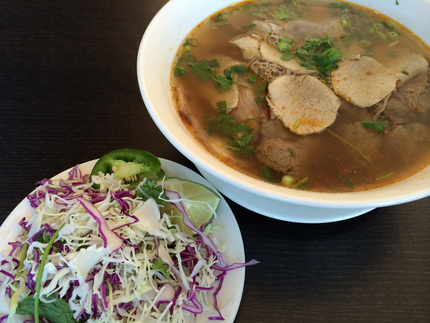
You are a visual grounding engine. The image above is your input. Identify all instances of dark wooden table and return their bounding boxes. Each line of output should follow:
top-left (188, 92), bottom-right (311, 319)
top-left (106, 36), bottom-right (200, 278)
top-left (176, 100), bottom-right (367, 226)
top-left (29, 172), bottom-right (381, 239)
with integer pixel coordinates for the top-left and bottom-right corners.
top-left (1, 1), bottom-right (429, 322)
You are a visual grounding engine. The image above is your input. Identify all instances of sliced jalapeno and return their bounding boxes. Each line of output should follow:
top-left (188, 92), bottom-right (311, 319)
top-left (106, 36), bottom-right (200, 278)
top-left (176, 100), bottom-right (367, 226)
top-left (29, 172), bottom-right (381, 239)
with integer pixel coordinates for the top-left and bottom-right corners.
top-left (90, 149), bottom-right (162, 188)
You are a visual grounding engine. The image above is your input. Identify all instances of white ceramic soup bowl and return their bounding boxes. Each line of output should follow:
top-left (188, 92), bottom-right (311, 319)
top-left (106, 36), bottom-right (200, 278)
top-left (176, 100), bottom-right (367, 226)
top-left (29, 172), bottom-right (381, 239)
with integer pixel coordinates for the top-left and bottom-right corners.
top-left (137, 0), bottom-right (430, 223)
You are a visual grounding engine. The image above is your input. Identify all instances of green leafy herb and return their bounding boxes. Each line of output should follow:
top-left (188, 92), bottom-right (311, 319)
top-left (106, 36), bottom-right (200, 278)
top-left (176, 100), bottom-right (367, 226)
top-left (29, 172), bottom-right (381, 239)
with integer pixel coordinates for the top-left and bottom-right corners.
top-left (152, 257), bottom-right (172, 283)
top-left (137, 180), bottom-right (166, 204)
top-left (174, 64), bottom-right (187, 77)
top-left (329, 2), bottom-right (352, 10)
top-left (244, 23), bottom-right (256, 29)
top-left (190, 59), bottom-right (248, 91)
top-left (277, 37), bottom-right (293, 61)
top-left (16, 295), bottom-right (77, 323)
top-left (32, 223), bottom-right (66, 323)
top-left (313, 47), bottom-right (341, 74)
top-left (211, 12), bottom-right (229, 29)
top-left (401, 69), bottom-right (409, 75)
top-left (361, 120), bottom-right (388, 132)
top-left (270, 6), bottom-right (298, 20)
top-left (254, 81), bottom-right (269, 102)
top-left (229, 64), bottom-right (250, 75)
top-left (295, 36), bottom-right (341, 74)
top-left (174, 51), bottom-right (198, 78)
top-left (191, 58), bottom-right (219, 82)
top-left (205, 101), bottom-right (255, 156)
top-left (247, 74), bottom-right (258, 83)
top-left (183, 38), bottom-right (199, 47)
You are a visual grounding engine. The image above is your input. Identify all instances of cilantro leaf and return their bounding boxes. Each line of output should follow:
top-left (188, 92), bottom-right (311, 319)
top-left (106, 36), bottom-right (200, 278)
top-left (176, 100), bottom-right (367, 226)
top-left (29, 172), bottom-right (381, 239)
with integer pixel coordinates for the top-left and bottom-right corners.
top-left (191, 59), bottom-right (218, 82)
top-left (270, 6), bottom-right (298, 20)
top-left (152, 257), bottom-right (172, 282)
top-left (361, 120), bottom-right (388, 132)
top-left (295, 36), bottom-right (341, 74)
top-left (205, 101), bottom-right (255, 156)
top-left (16, 295), bottom-right (77, 323)
top-left (277, 37), bottom-right (293, 61)
top-left (189, 59), bottom-right (248, 91)
top-left (229, 64), bottom-right (250, 75)
top-left (137, 180), bottom-right (166, 204)
top-left (211, 12), bottom-right (229, 29)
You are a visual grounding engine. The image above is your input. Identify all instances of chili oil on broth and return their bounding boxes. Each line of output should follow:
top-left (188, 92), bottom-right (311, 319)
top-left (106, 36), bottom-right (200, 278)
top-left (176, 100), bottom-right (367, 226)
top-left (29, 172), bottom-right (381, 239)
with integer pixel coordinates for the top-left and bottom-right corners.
top-left (170, 0), bottom-right (430, 193)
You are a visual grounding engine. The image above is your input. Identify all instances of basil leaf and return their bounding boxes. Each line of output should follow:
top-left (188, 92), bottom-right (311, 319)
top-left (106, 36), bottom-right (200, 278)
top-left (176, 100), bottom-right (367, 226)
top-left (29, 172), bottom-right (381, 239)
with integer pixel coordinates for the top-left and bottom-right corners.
top-left (16, 294), bottom-right (77, 323)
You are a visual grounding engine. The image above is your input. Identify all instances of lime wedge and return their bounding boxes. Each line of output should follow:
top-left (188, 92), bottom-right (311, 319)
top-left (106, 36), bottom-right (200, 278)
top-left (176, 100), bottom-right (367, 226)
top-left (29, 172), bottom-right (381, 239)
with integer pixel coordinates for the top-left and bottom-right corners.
top-left (160, 177), bottom-right (221, 234)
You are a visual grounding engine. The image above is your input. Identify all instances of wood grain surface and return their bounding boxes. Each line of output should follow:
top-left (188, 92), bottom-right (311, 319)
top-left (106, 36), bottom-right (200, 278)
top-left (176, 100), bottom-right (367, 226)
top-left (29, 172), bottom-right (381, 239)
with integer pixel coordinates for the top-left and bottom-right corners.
top-left (1, 1), bottom-right (429, 322)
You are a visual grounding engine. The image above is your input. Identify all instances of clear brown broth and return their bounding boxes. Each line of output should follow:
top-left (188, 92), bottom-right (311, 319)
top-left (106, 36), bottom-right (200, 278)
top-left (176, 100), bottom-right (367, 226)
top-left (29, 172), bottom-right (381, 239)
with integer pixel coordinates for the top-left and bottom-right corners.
top-left (171, 0), bottom-right (430, 192)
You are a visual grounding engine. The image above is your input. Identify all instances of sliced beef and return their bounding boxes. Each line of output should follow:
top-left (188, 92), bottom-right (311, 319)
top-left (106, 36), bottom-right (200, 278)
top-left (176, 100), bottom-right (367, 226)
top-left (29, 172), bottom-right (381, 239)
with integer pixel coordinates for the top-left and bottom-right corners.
top-left (255, 138), bottom-right (300, 173)
top-left (267, 74), bottom-right (341, 134)
top-left (387, 50), bottom-right (429, 86)
top-left (282, 18), bottom-right (344, 46)
top-left (230, 34), bottom-right (262, 61)
top-left (331, 56), bottom-right (398, 108)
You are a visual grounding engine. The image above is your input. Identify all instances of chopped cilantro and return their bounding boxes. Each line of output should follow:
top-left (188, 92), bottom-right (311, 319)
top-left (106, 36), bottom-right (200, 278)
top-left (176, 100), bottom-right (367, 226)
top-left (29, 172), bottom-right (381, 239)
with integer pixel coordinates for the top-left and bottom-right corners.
top-left (247, 74), bottom-right (259, 83)
top-left (277, 37), bottom-right (293, 61)
top-left (295, 36), bottom-right (341, 75)
top-left (229, 64), bottom-right (250, 75)
top-left (174, 64), bottom-right (187, 77)
top-left (189, 59), bottom-right (248, 91)
top-left (270, 6), bottom-right (298, 20)
top-left (211, 12), bottom-right (229, 29)
top-left (401, 69), bottom-right (409, 75)
top-left (205, 101), bottom-right (255, 156)
top-left (152, 257), bottom-right (172, 283)
top-left (329, 2), bottom-right (352, 9)
top-left (137, 180), bottom-right (166, 204)
top-left (183, 38), bottom-right (199, 47)
top-left (255, 81), bottom-right (269, 102)
top-left (191, 58), bottom-right (219, 82)
top-left (361, 120), bottom-right (388, 132)
top-left (244, 23), bottom-right (256, 29)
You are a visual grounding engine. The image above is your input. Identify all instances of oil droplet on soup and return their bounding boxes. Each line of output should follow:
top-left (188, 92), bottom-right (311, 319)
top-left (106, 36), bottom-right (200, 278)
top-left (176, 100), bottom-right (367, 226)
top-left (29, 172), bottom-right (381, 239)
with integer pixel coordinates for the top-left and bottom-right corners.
top-left (171, 0), bottom-right (430, 193)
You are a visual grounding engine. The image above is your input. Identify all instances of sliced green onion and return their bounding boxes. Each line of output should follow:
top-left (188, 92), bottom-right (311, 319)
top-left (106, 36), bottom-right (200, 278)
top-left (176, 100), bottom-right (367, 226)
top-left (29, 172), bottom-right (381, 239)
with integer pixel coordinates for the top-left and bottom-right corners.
top-left (388, 31), bottom-right (399, 40)
top-left (281, 175), bottom-right (296, 187)
top-left (359, 39), bottom-right (372, 48)
top-left (12, 232), bottom-right (28, 292)
top-left (262, 166), bottom-right (271, 180)
top-left (294, 177), bottom-right (310, 189)
top-left (288, 147), bottom-right (296, 157)
top-left (376, 172), bottom-right (394, 181)
top-left (34, 223), bottom-right (65, 323)
top-left (388, 40), bottom-right (400, 47)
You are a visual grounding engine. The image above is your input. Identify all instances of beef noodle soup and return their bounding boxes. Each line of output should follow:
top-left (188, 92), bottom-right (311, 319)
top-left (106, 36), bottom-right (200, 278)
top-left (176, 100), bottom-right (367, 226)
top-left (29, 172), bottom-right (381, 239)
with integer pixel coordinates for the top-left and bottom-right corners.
top-left (171, 0), bottom-right (430, 192)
